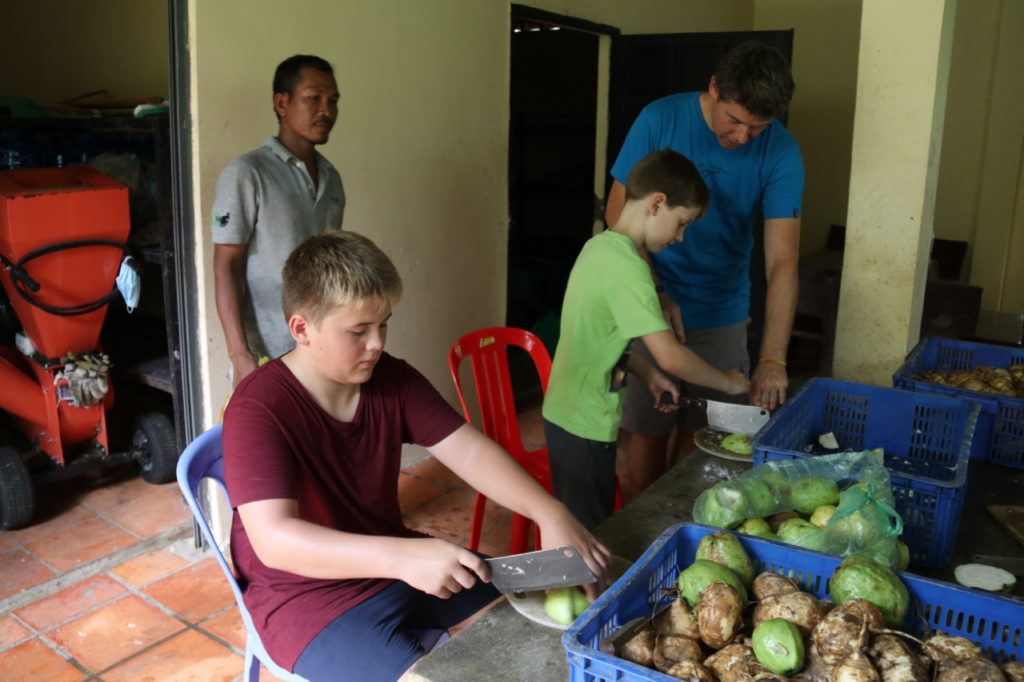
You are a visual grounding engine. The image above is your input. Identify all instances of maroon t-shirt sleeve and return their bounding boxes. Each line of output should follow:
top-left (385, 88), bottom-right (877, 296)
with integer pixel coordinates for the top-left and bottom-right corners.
top-left (222, 394), bottom-right (299, 508)
top-left (394, 358), bottom-right (466, 448)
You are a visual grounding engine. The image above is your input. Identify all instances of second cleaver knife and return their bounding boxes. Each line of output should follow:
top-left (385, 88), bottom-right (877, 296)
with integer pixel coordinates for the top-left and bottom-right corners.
top-left (485, 545), bottom-right (596, 593)
top-left (660, 392), bottom-right (770, 435)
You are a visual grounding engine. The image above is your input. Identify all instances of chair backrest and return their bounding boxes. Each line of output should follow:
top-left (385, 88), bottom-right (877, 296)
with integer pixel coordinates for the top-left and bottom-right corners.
top-left (176, 425), bottom-right (306, 681)
top-left (448, 326), bottom-right (551, 457)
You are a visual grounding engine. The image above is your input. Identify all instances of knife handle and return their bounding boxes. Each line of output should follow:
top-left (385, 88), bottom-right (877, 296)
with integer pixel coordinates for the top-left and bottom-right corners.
top-left (658, 392), bottom-right (706, 409)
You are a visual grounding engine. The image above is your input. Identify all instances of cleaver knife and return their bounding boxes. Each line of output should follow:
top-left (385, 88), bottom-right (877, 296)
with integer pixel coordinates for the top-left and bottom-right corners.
top-left (485, 545), bottom-right (596, 593)
top-left (660, 392), bottom-right (770, 436)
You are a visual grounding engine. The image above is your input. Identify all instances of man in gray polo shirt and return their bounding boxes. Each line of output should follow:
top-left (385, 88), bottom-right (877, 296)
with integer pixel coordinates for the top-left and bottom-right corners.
top-left (213, 54), bottom-right (345, 386)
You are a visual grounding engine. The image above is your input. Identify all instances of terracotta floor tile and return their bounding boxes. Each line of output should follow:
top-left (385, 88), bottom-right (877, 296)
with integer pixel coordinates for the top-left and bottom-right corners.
top-left (401, 457), bottom-right (464, 488)
top-left (0, 617), bottom-right (31, 650)
top-left (76, 474), bottom-right (156, 513)
top-left (2, 503), bottom-right (97, 547)
top-left (142, 558), bottom-right (235, 621)
top-left (101, 628), bottom-right (242, 681)
top-left (258, 664), bottom-right (290, 682)
top-left (13, 574), bottom-right (127, 631)
top-left (0, 534), bottom-right (14, 552)
top-left (110, 548), bottom-right (190, 586)
top-left (0, 638), bottom-right (84, 682)
top-left (102, 490), bottom-right (191, 538)
top-left (403, 489), bottom-right (476, 536)
top-left (0, 549), bottom-right (57, 601)
top-left (397, 474), bottom-right (447, 514)
top-left (198, 607), bottom-right (245, 652)
top-left (24, 515), bottom-right (138, 573)
top-left (49, 594), bottom-right (184, 672)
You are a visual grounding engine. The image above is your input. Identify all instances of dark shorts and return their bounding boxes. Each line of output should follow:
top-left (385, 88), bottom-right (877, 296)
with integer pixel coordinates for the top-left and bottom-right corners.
top-left (621, 321), bottom-right (751, 437)
top-left (544, 419), bottom-right (617, 530)
top-left (293, 578), bottom-right (500, 681)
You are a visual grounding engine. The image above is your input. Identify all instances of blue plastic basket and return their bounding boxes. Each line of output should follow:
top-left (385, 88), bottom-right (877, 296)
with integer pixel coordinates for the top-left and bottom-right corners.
top-left (893, 337), bottom-right (1024, 467)
top-left (563, 523), bottom-right (1023, 682)
top-left (750, 378), bottom-right (978, 569)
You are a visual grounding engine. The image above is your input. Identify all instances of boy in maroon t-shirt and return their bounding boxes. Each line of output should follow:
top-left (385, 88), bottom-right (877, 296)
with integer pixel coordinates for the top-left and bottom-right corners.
top-left (222, 230), bottom-right (610, 681)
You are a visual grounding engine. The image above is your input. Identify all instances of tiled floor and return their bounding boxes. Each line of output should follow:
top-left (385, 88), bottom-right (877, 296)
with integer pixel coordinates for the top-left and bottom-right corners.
top-left (0, 410), bottom-right (560, 681)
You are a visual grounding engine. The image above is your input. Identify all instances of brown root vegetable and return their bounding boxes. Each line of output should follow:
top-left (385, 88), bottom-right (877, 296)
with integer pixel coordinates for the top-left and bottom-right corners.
top-left (621, 626), bottom-right (657, 668)
top-left (922, 632), bottom-right (983, 673)
top-left (768, 511), bottom-right (800, 532)
top-left (791, 644), bottom-right (836, 682)
top-left (752, 571), bottom-right (801, 601)
top-left (867, 633), bottom-right (930, 681)
top-left (832, 599), bottom-right (885, 630)
top-left (696, 581), bottom-right (745, 649)
top-left (752, 591), bottom-right (824, 636)
top-left (704, 643), bottom-right (760, 682)
top-left (1003, 660), bottom-right (1024, 682)
top-left (936, 657), bottom-right (1007, 682)
top-left (653, 597), bottom-right (701, 639)
top-left (653, 635), bottom-right (703, 672)
top-left (812, 604), bottom-right (872, 665)
top-left (664, 659), bottom-right (716, 681)
top-left (834, 648), bottom-right (882, 681)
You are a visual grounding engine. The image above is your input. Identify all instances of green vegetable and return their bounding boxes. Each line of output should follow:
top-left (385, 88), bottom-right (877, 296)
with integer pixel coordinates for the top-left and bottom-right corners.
top-left (695, 532), bottom-right (755, 586)
top-left (809, 504), bottom-right (836, 529)
top-left (721, 432), bottom-right (752, 455)
top-left (829, 556), bottom-right (909, 627)
top-left (737, 517), bottom-right (773, 539)
top-left (752, 618), bottom-right (805, 676)
top-left (544, 587), bottom-right (591, 625)
top-left (677, 559), bottom-right (748, 606)
top-left (776, 518), bottom-right (827, 552)
top-left (791, 477), bottom-right (840, 515)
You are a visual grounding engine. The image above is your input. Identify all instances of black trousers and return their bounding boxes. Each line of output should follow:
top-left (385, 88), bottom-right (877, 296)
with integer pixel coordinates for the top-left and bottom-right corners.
top-left (543, 419), bottom-right (617, 530)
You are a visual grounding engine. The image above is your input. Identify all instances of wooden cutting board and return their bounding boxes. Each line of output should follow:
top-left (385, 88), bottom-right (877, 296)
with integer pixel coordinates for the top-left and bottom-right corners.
top-left (987, 505), bottom-right (1024, 546)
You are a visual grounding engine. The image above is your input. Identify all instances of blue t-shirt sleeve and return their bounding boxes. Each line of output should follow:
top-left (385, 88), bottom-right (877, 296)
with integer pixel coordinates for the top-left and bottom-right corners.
top-left (611, 106), bottom-right (661, 185)
top-left (761, 130), bottom-right (805, 220)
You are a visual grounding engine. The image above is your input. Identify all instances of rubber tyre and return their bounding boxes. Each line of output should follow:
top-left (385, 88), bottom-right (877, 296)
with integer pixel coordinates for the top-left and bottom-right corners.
top-left (133, 411), bottom-right (179, 484)
top-left (0, 445), bottom-right (35, 530)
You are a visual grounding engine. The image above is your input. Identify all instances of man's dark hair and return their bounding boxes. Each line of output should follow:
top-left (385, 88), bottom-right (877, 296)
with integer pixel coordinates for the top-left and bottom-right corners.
top-left (625, 150), bottom-right (708, 212)
top-left (273, 55), bottom-right (334, 95)
top-left (714, 41), bottom-right (795, 119)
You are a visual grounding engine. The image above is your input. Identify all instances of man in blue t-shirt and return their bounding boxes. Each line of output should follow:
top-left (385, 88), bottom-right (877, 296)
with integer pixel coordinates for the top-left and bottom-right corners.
top-left (605, 42), bottom-right (805, 498)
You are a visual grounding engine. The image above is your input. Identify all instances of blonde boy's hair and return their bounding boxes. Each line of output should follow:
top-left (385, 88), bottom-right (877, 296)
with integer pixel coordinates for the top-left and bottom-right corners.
top-left (282, 230), bottom-right (402, 325)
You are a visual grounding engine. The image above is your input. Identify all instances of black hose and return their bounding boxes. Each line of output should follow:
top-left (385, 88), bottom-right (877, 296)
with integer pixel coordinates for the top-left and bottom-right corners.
top-left (0, 239), bottom-right (127, 316)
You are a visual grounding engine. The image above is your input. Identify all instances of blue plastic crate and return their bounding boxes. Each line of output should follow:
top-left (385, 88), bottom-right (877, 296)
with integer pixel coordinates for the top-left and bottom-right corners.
top-left (750, 378), bottom-right (978, 569)
top-left (563, 523), bottom-right (1023, 682)
top-left (893, 337), bottom-right (1024, 467)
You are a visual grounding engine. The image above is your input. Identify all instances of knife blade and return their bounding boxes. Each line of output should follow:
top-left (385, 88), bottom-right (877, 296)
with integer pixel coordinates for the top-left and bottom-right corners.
top-left (485, 545), bottom-right (596, 593)
top-left (660, 392), bottom-right (769, 435)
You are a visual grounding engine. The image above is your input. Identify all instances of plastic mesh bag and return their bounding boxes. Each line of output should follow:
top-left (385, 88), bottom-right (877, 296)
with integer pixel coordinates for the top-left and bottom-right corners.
top-left (693, 451), bottom-right (905, 567)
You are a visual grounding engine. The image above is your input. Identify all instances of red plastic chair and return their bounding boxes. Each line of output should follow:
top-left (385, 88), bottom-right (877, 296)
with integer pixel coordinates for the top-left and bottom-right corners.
top-left (448, 326), bottom-right (620, 555)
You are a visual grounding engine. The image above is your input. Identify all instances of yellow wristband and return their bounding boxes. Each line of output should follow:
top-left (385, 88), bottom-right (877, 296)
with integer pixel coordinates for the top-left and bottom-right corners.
top-left (759, 358), bottom-right (787, 367)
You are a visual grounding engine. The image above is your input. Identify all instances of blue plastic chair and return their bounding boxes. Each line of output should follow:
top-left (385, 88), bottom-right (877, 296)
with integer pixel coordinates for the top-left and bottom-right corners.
top-left (176, 425), bottom-right (309, 681)
top-left (177, 426), bottom-right (450, 681)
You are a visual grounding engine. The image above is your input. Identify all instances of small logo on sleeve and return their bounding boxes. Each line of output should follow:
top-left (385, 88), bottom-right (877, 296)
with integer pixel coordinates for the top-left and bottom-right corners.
top-left (214, 213), bottom-right (231, 228)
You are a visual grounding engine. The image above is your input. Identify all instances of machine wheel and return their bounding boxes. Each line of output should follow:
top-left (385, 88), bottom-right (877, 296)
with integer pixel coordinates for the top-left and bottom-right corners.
top-left (133, 412), bottom-right (179, 484)
top-left (0, 445), bottom-right (35, 530)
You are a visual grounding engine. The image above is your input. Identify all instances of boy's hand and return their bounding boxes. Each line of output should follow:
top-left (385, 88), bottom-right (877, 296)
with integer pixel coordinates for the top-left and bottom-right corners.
top-left (649, 376), bottom-right (680, 413)
top-left (723, 369), bottom-right (751, 396)
top-left (536, 509), bottom-right (613, 601)
top-left (403, 538), bottom-right (488, 599)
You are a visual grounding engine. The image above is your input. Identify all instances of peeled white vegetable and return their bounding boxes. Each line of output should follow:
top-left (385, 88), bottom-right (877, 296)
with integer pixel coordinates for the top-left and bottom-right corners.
top-left (954, 563), bottom-right (1016, 593)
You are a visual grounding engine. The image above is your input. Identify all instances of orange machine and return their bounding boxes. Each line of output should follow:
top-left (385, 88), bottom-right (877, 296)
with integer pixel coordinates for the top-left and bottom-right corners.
top-left (0, 166), bottom-right (176, 530)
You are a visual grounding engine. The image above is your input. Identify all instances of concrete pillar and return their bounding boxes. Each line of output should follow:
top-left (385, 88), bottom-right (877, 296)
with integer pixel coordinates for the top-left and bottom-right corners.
top-left (832, 0), bottom-right (957, 384)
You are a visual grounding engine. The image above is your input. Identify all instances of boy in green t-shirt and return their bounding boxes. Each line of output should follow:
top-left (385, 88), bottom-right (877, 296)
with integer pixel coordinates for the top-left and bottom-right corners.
top-left (542, 150), bottom-right (751, 529)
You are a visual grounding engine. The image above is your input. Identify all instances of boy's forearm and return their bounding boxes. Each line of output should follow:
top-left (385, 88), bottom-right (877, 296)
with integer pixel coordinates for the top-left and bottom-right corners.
top-left (644, 335), bottom-right (733, 393)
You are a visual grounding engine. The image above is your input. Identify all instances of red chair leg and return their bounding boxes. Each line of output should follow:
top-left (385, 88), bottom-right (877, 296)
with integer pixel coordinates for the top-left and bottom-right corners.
top-left (509, 513), bottom-right (531, 555)
top-left (469, 493), bottom-right (487, 551)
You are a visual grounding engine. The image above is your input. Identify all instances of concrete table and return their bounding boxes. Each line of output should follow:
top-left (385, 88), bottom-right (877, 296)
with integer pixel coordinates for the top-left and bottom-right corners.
top-left (408, 451), bottom-right (748, 682)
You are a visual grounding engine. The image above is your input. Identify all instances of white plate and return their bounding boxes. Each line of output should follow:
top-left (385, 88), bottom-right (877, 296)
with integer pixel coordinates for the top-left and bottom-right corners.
top-left (506, 556), bottom-right (632, 630)
top-left (693, 426), bottom-right (753, 462)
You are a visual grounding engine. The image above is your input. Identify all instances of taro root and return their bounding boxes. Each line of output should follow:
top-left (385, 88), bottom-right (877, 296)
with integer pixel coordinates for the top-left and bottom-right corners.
top-left (696, 581), bottom-right (745, 649)
top-left (834, 648), bottom-right (882, 681)
top-left (621, 626), bottom-right (657, 668)
top-left (653, 634), bottom-right (703, 672)
top-left (1003, 660), bottom-right (1024, 682)
top-left (832, 599), bottom-right (885, 629)
top-left (922, 632), bottom-right (983, 674)
top-left (752, 590), bottom-right (824, 636)
top-left (867, 633), bottom-right (930, 681)
top-left (752, 571), bottom-right (801, 601)
top-left (703, 643), bottom-right (759, 682)
top-left (812, 602), bottom-right (873, 665)
top-left (664, 659), bottom-right (716, 681)
top-left (791, 644), bottom-right (837, 682)
top-left (652, 597), bottom-right (700, 639)
top-left (695, 532), bottom-right (755, 586)
top-left (935, 656), bottom-right (1008, 682)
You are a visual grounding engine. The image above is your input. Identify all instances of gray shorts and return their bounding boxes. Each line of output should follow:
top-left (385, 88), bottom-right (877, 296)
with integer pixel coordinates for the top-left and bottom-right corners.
top-left (621, 321), bottom-right (751, 437)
